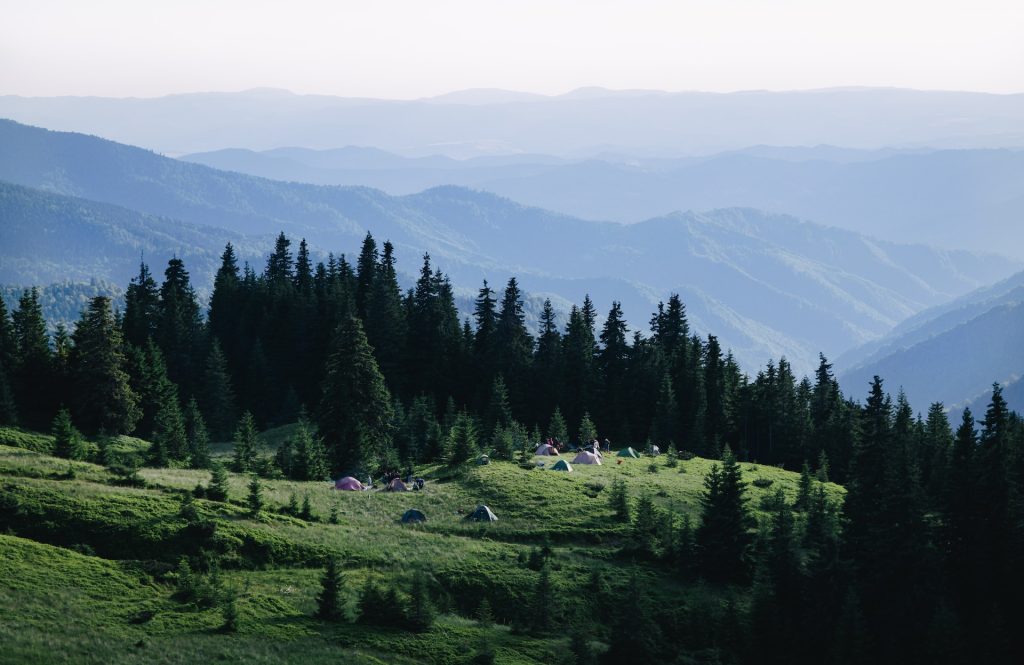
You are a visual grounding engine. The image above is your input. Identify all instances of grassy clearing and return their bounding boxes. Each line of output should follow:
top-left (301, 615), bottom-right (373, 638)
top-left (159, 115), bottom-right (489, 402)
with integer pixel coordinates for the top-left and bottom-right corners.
top-left (0, 433), bottom-right (843, 663)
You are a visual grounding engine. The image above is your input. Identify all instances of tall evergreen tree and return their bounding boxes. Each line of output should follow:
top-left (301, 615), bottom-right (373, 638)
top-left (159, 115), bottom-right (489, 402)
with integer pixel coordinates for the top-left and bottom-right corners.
top-left (69, 296), bottom-right (140, 434)
top-left (198, 340), bottom-right (237, 441)
top-left (319, 316), bottom-right (394, 473)
top-left (0, 297), bottom-right (16, 425)
top-left (156, 257), bottom-right (203, 395)
top-left (11, 288), bottom-right (53, 428)
top-left (696, 446), bottom-right (753, 583)
top-left (183, 396), bottom-right (212, 469)
top-left (232, 411), bottom-right (259, 472)
top-left (265, 232), bottom-right (294, 284)
top-left (122, 259), bottom-right (160, 348)
top-left (363, 241), bottom-right (406, 390)
top-left (354, 232), bottom-right (378, 320)
top-left (316, 557), bottom-right (343, 621)
top-left (52, 407), bottom-right (85, 460)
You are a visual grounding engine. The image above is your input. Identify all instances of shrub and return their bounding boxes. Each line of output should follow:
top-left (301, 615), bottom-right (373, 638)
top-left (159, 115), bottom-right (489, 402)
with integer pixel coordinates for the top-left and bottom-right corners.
top-left (752, 477), bottom-right (773, 488)
top-left (679, 450), bottom-right (696, 460)
top-left (647, 463), bottom-right (659, 474)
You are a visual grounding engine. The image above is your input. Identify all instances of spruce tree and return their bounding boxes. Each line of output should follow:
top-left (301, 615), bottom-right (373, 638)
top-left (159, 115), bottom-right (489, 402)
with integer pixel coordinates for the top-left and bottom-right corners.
top-left (482, 375), bottom-right (513, 443)
top-left (122, 260), bottom-right (160, 347)
top-left (316, 557), bottom-right (343, 620)
top-left (247, 474), bottom-right (263, 517)
top-left (68, 296), bottom-right (140, 435)
top-left (318, 316), bottom-right (394, 474)
top-left (12, 288), bottom-right (54, 429)
top-left (696, 446), bottom-right (753, 583)
top-left (794, 460), bottom-right (814, 511)
top-left (578, 411), bottom-right (597, 445)
top-left (156, 258), bottom-right (203, 396)
top-left (52, 408), bottom-right (85, 460)
top-left (609, 479), bottom-right (631, 522)
top-left (363, 241), bottom-right (406, 389)
top-left (408, 570), bottom-right (435, 631)
top-left (150, 392), bottom-right (187, 467)
top-left (207, 462), bottom-right (230, 502)
top-left (183, 397), bottom-right (211, 469)
top-left (446, 412), bottom-right (478, 466)
top-left (547, 406), bottom-right (568, 443)
top-left (198, 340), bottom-right (236, 441)
top-left (232, 411), bottom-right (259, 472)
top-left (528, 565), bottom-right (556, 634)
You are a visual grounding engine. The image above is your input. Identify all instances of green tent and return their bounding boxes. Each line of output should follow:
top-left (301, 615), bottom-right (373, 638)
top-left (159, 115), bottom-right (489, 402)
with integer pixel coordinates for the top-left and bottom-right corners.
top-left (401, 509), bottom-right (427, 523)
top-left (551, 459), bottom-right (573, 472)
top-left (617, 447), bottom-right (640, 458)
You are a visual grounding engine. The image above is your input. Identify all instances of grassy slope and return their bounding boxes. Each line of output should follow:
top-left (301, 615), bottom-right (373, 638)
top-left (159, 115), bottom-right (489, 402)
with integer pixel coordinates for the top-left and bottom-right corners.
top-left (0, 437), bottom-right (843, 664)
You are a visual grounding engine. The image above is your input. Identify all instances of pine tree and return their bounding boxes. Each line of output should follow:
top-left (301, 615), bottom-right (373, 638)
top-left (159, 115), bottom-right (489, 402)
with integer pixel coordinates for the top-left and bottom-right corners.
top-left (69, 297), bottom-right (140, 432)
top-left (0, 298), bottom-right (16, 424)
top-left (482, 375), bottom-right (513, 443)
top-left (265, 232), bottom-right (294, 284)
top-left (247, 474), bottom-right (263, 516)
top-left (597, 301), bottom-right (630, 443)
top-left (446, 412), bottom-right (478, 466)
top-left (208, 244), bottom-right (242, 362)
top-left (318, 316), bottom-right (394, 474)
top-left (630, 493), bottom-right (661, 557)
top-left (527, 565), bottom-right (556, 634)
top-left (316, 557), bottom-right (343, 620)
top-left (363, 241), bottom-right (406, 390)
top-left (52, 408), bottom-right (85, 460)
top-left (547, 406), bottom-right (568, 443)
top-left (156, 257), bottom-right (203, 396)
top-left (650, 371), bottom-right (678, 447)
top-left (408, 570), bottom-right (435, 631)
top-left (354, 232), bottom-right (378, 319)
top-left (609, 479), bottom-right (631, 522)
top-left (233, 411), bottom-right (259, 472)
top-left (198, 340), bottom-right (236, 441)
top-left (183, 397), bottom-right (211, 468)
top-left (122, 260), bottom-right (160, 347)
top-left (696, 446), bottom-right (753, 583)
top-left (794, 460), bottom-right (814, 511)
top-left (578, 411), bottom-right (597, 445)
top-left (12, 288), bottom-right (54, 429)
top-left (150, 388), bottom-right (188, 466)
top-left (207, 462), bottom-right (230, 502)
top-left (301, 494), bottom-right (313, 520)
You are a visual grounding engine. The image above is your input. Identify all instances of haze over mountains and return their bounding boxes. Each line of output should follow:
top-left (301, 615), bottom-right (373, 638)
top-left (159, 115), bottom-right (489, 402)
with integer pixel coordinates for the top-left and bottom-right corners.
top-left (1, 118), bottom-right (1019, 379)
top-left (182, 144), bottom-right (1024, 256)
top-left (2, 87), bottom-right (1023, 157)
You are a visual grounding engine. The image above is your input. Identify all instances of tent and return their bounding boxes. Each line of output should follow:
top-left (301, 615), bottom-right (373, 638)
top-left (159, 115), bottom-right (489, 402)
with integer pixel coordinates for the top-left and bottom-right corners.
top-left (551, 459), bottom-right (573, 472)
top-left (477, 455), bottom-right (491, 465)
top-left (572, 451), bottom-right (602, 465)
top-left (334, 476), bottom-right (363, 491)
top-left (617, 447), bottom-right (640, 458)
top-left (535, 443), bottom-right (559, 456)
top-left (465, 505), bottom-right (498, 522)
top-left (401, 509), bottom-right (427, 523)
top-left (387, 478), bottom-right (409, 491)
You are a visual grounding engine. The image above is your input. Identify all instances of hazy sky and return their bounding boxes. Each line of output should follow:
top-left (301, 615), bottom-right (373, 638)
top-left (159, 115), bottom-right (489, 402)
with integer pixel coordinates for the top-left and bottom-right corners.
top-left (2, 0), bottom-right (1023, 98)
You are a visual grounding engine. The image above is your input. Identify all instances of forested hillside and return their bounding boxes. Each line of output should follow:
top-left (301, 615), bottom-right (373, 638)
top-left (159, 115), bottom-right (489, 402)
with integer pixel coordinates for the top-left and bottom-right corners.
top-left (1, 231), bottom-right (1022, 663)
top-left (3, 119), bottom-right (1019, 374)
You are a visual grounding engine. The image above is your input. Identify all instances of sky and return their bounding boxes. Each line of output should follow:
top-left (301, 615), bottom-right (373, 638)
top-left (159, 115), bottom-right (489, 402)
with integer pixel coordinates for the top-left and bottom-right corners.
top-left (2, 0), bottom-right (1023, 98)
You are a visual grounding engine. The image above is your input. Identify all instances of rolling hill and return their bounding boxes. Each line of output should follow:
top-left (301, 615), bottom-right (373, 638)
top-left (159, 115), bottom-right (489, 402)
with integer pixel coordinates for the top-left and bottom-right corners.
top-left (1, 119), bottom-right (1019, 375)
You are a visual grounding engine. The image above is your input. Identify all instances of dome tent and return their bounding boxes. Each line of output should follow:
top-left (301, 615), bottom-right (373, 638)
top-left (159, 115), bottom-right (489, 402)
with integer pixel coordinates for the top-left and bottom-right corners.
top-left (401, 509), bottom-right (427, 523)
top-left (617, 447), bottom-right (640, 458)
top-left (334, 476), bottom-right (363, 491)
top-left (477, 455), bottom-right (491, 465)
top-left (572, 451), bottom-right (602, 465)
top-left (551, 459), bottom-right (573, 472)
top-left (387, 478), bottom-right (409, 491)
top-left (465, 505), bottom-right (498, 522)
top-left (535, 443), bottom-right (559, 456)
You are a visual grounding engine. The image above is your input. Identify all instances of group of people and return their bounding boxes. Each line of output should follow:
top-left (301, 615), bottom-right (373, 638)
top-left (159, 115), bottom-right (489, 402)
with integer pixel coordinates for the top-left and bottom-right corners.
top-left (377, 469), bottom-right (426, 491)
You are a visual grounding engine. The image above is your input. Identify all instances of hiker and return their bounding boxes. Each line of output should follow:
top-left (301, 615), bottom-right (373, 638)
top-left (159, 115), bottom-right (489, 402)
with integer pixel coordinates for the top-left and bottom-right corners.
top-left (603, 438), bottom-right (611, 452)
top-left (414, 478), bottom-right (425, 490)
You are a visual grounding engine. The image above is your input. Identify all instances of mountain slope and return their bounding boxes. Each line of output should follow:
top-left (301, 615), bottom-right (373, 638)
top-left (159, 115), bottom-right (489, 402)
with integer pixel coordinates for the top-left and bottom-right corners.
top-left (1, 120), bottom-right (1019, 375)
top-left (182, 146), bottom-right (1024, 257)
top-left (839, 299), bottom-right (1024, 413)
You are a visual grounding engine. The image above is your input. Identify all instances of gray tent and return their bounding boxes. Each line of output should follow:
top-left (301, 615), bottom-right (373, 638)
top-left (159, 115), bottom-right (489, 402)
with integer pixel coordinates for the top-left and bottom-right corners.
top-left (477, 455), bottom-right (491, 465)
top-left (465, 504), bottom-right (498, 522)
top-left (401, 509), bottom-right (427, 523)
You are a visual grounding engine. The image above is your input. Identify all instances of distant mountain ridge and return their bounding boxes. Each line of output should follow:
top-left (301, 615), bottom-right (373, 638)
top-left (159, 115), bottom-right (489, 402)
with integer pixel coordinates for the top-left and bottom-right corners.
top-left (2, 87), bottom-right (1022, 157)
top-left (838, 269), bottom-right (1024, 414)
top-left (1, 119), bottom-right (1019, 375)
top-left (182, 145), bottom-right (1024, 257)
